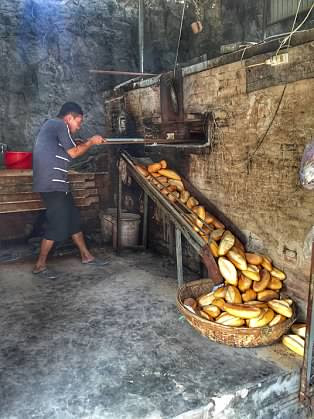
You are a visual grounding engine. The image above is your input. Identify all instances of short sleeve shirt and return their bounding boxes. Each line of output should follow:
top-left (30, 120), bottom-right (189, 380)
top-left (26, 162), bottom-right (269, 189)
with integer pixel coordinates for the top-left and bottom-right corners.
top-left (33, 119), bottom-right (77, 192)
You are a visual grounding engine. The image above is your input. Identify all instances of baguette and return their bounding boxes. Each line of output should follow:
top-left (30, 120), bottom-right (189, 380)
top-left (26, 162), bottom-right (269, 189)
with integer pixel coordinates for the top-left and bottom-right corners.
top-left (218, 230), bottom-right (235, 256)
top-left (268, 314), bottom-right (287, 327)
top-left (168, 179), bottom-right (184, 192)
top-left (158, 169), bottom-right (181, 180)
top-left (244, 301), bottom-right (268, 309)
top-left (210, 228), bottom-right (225, 241)
top-left (268, 299), bottom-right (293, 317)
top-left (247, 308), bottom-right (275, 328)
top-left (282, 334), bottom-right (304, 356)
top-left (218, 257), bottom-right (238, 285)
top-left (214, 286), bottom-right (227, 299)
top-left (179, 190), bottom-right (190, 204)
top-left (268, 277), bottom-right (283, 290)
top-left (151, 172), bottom-right (161, 178)
top-left (158, 176), bottom-right (168, 184)
top-left (257, 290), bottom-right (279, 302)
top-left (253, 269), bottom-right (270, 292)
top-left (245, 253), bottom-right (263, 265)
top-left (291, 323), bottom-right (306, 338)
top-left (212, 217), bottom-right (225, 230)
top-left (216, 312), bottom-right (245, 327)
top-left (199, 310), bottom-right (214, 321)
top-left (242, 269), bottom-right (260, 282)
top-left (183, 298), bottom-right (197, 310)
top-left (247, 264), bottom-right (260, 272)
top-left (148, 162), bottom-right (162, 173)
top-left (225, 285), bottom-right (242, 304)
top-left (205, 212), bottom-right (215, 224)
top-left (238, 274), bottom-right (252, 292)
top-left (261, 256), bottom-right (272, 272)
top-left (281, 298), bottom-right (293, 306)
top-left (242, 289), bottom-right (257, 302)
top-left (186, 196), bottom-right (199, 209)
top-left (203, 224), bottom-right (214, 235)
top-left (211, 298), bottom-right (225, 310)
top-left (203, 304), bottom-right (221, 318)
top-left (159, 159), bottom-right (167, 169)
top-left (227, 248), bottom-right (247, 271)
top-left (271, 267), bottom-right (286, 280)
top-left (209, 240), bottom-right (219, 258)
top-left (197, 292), bottom-right (215, 307)
top-left (135, 164), bottom-right (149, 177)
top-left (223, 302), bottom-right (262, 319)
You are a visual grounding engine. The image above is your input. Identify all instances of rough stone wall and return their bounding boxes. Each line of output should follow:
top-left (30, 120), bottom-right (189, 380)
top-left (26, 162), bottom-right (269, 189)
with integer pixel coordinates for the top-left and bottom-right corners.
top-left (119, 40), bottom-right (314, 309)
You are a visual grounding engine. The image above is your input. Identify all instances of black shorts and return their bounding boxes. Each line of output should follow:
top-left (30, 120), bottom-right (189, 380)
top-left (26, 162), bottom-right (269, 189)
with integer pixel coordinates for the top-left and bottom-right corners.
top-left (41, 192), bottom-right (81, 242)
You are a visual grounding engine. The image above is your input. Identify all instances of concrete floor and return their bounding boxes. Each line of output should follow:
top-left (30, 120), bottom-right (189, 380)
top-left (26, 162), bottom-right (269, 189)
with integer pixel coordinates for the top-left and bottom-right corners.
top-left (0, 247), bottom-right (309, 419)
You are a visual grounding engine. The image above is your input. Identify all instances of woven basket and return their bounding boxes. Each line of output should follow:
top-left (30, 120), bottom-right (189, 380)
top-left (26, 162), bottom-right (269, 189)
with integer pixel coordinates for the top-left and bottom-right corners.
top-left (176, 279), bottom-right (296, 348)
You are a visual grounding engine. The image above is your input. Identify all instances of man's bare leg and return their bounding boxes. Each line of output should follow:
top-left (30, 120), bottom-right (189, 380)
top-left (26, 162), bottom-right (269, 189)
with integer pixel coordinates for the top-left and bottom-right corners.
top-left (72, 231), bottom-right (94, 263)
top-left (33, 239), bottom-right (54, 273)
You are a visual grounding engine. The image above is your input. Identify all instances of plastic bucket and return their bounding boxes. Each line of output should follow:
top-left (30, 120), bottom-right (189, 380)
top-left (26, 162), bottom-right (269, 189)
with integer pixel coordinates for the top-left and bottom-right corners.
top-left (4, 151), bottom-right (33, 169)
top-left (112, 213), bottom-right (141, 249)
top-left (100, 208), bottom-right (121, 243)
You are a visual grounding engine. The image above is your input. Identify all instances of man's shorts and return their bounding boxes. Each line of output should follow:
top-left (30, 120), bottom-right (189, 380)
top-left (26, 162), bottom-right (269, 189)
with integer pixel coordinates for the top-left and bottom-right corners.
top-left (40, 192), bottom-right (81, 241)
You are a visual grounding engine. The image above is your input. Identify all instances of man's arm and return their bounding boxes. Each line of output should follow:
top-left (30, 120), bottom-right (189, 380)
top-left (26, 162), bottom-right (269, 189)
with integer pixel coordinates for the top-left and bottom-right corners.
top-left (66, 135), bottom-right (107, 159)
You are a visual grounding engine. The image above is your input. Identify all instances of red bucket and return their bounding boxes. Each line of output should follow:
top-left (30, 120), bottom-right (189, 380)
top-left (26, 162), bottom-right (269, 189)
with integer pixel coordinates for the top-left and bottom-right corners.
top-left (4, 152), bottom-right (33, 169)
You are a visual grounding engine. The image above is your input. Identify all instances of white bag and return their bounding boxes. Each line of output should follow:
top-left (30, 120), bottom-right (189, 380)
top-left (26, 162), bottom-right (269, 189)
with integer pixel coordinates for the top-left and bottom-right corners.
top-left (300, 141), bottom-right (314, 190)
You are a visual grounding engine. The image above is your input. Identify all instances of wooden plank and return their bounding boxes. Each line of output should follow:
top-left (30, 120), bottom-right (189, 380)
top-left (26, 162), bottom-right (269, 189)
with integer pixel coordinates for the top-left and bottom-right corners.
top-left (0, 189), bottom-right (98, 203)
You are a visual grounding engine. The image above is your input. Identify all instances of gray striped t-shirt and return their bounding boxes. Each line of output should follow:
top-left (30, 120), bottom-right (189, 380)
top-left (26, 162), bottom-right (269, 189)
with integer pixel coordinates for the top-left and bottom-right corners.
top-left (33, 119), bottom-right (77, 192)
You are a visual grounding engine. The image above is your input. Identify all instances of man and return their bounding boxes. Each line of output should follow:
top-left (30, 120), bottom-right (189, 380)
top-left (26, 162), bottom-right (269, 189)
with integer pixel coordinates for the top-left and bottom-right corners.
top-left (32, 102), bottom-right (107, 276)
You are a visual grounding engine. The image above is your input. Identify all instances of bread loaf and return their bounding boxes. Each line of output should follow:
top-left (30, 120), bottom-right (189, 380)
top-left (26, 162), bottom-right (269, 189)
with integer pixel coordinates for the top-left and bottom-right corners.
top-left (218, 257), bottom-right (238, 285)
top-left (205, 212), bottom-right (215, 224)
top-left (148, 162), bottom-right (162, 173)
top-left (167, 185), bottom-right (177, 192)
top-left (203, 224), bottom-right (214, 235)
top-left (225, 285), bottom-right (242, 304)
top-left (179, 190), bottom-right (190, 204)
top-left (271, 267), bottom-right (286, 280)
top-left (197, 292), bottom-right (215, 307)
top-left (257, 290), bottom-right (279, 302)
top-left (242, 269), bottom-right (260, 282)
top-left (212, 218), bottom-right (225, 229)
top-left (135, 165), bottom-right (149, 177)
top-left (214, 286), bottom-right (227, 299)
top-left (282, 334), bottom-right (304, 356)
top-left (183, 298), bottom-right (197, 310)
top-left (159, 159), bottom-right (167, 169)
top-left (168, 179), bottom-right (184, 191)
top-left (245, 253), bottom-right (263, 265)
top-left (224, 302), bottom-right (262, 319)
top-left (253, 269), bottom-right (270, 292)
top-left (186, 197), bottom-right (199, 209)
top-left (151, 172), bottom-right (161, 178)
top-left (211, 298), bottom-right (225, 310)
top-left (218, 230), bottom-right (235, 256)
top-left (238, 274), bottom-right (252, 292)
top-left (281, 298), bottom-right (293, 306)
top-left (268, 299), bottom-right (292, 317)
top-left (158, 169), bottom-right (181, 180)
top-left (199, 310), bottom-right (214, 321)
top-left (234, 237), bottom-right (245, 254)
top-left (227, 248), bottom-right (247, 271)
top-left (291, 323), bottom-right (306, 338)
top-left (242, 289), bottom-right (257, 302)
top-left (160, 187), bottom-right (169, 196)
top-left (203, 304), bottom-right (221, 318)
top-left (268, 314), bottom-right (287, 327)
top-left (158, 176), bottom-right (168, 184)
top-left (209, 240), bottom-right (219, 257)
top-left (268, 277), bottom-right (283, 290)
top-left (244, 301), bottom-right (268, 309)
top-left (261, 256), bottom-right (272, 272)
top-left (168, 191), bottom-right (179, 202)
top-left (210, 229), bottom-right (225, 241)
top-left (247, 308), bottom-right (275, 328)
top-left (216, 312), bottom-right (245, 327)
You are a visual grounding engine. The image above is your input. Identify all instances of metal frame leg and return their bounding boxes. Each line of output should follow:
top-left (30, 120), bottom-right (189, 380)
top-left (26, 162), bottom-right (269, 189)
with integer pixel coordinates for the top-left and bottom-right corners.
top-left (142, 192), bottom-right (148, 249)
top-left (175, 227), bottom-right (183, 287)
top-left (116, 169), bottom-right (122, 254)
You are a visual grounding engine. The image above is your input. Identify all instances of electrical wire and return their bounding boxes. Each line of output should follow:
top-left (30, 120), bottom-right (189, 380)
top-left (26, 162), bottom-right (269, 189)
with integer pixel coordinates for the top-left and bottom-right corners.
top-left (174, 0), bottom-right (186, 76)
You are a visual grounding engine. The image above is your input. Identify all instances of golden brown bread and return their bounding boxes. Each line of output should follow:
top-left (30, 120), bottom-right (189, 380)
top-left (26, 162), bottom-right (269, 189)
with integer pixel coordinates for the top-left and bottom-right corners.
top-left (199, 310), bottom-right (214, 321)
top-left (238, 275), bottom-right (252, 292)
top-left (247, 308), bottom-right (275, 328)
top-left (225, 285), bottom-right (242, 304)
top-left (202, 304), bottom-right (221, 318)
top-left (168, 179), bottom-right (184, 191)
top-left (291, 323), bottom-right (306, 338)
top-left (218, 257), bottom-right (238, 285)
top-left (268, 299), bottom-right (292, 317)
top-left (197, 292), bottom-right (215, 307)
top-left (158, 169), bottom-right (181, 180)
top-left (205, 212), bottom-right (215, 224)
top-left (268, 314), bottom-right (287, 327)
top-left (268, 277), bottom-right (283, 290)
top-left (227, 248), bottom-right (247, 271)
top-left (215, 312), bottom-right (245, 327)
top-left (253, 269), bottom-right (270, 292)
top-left (223, 302), bottom-right (262, 319)
top-left (210, 228), bottom-right (225, 241)
top-left (183, 298), bottom-right (197, 310)
top-left (211, 298), bottom-right (225, 310)
top-left (245, 253), bottom-right (263, 265)
top-left (159, 159), bottom-right (167, 169)
top-left (242, 269), bottom-right (260, 282)
top-left (244, 301), bottom-right (268, 308)
top-left (135, 164), bottom-right (149, 177)
top-left (261, 256), bottom-right (272, 272)
top-left (212, 218), bottom-right (225, 229)
top-left (218, 231), bottom-right (235, 256)
top-left (242, 289), bottom-right (257, 302)
top-left (209, 240), bottom-right (219, 257)
top-left (214, 286), bottom-right (227, 299)
top-left (271, 267), bottom-right (286, 280)
top-left (282, 334), bottom-right (304, 356)
top-left (148, 162), bottom-right (162, 173)
top-left (186, 196), bottom-right (199, 209)
top-left (179, 190), bottom-right (190, 204)
top-left (257, 290), bottom-right (279, 302)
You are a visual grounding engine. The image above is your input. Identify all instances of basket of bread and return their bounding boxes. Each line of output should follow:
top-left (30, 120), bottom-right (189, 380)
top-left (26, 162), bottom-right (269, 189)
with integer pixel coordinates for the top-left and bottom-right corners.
top-left (134, 159), bottom-right (298, 348)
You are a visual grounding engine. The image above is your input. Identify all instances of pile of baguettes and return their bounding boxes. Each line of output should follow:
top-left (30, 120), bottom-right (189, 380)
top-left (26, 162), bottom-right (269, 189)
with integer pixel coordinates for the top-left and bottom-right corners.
top-left (135, 160), bottom-right (306, 356)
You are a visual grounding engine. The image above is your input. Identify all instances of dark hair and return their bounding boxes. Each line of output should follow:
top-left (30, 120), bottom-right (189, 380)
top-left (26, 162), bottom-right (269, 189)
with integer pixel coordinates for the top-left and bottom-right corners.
top-left (57, 102), bottom-right (83, 118)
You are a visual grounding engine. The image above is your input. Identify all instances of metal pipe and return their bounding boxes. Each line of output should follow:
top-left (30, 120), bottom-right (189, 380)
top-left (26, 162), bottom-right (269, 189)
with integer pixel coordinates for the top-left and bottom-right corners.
top-left (139, 0), bottom-right (144, 73)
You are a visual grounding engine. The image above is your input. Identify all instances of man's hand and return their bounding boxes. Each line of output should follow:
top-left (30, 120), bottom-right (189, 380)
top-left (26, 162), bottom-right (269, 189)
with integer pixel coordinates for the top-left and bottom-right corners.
top-left (90, 135), bottom-right (107, 145)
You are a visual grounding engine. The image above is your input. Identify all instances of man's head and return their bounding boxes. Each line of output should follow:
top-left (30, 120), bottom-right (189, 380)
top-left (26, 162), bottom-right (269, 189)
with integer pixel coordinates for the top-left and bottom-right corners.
top-left (57, 102), bottom-right (84, 134)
